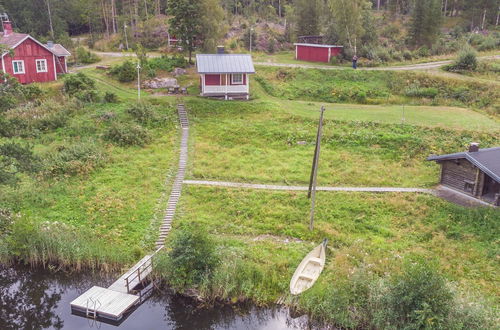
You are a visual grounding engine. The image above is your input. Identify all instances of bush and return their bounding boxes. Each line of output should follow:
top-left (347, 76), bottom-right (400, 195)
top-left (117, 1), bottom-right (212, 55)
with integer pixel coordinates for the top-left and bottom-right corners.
top-left (416, 46), bottom-right (430, 57)
top-left (42, 141), bottom-right (107, 177)
top-left (372, 257), bottom-right (453, 329)
top-left (445, 48), bottom-right (478, 72)
top-left (0, 74), bottom-right (25, 113)
top-left (103, 122), bottom-right (151, 146)
top-left (109, 60), bottom-right (137, 82)
top-left (125, 102), bottom-right (158, 125)
top-left (160, 226), bottom-right (219, 289)
top-left (74, 47), bottom-right (100, 64)
top-left (63, 73), bottom-right (96, 96)
top-left (405, 87), bottom-right (439, 98)
top-left (0, 142), bottom-right (39, 185)
top-left (104, 92), bottom-right (118, 103)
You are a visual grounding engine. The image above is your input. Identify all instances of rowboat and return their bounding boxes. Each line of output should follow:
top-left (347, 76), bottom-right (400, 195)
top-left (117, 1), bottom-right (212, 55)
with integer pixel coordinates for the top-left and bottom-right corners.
top-left (290, 240), bottom-right (327, 295)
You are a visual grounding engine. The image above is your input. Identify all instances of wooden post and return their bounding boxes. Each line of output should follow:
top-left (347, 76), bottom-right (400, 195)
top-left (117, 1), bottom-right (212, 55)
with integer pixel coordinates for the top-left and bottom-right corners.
top-left (308, 106), bottom-right (325, 231)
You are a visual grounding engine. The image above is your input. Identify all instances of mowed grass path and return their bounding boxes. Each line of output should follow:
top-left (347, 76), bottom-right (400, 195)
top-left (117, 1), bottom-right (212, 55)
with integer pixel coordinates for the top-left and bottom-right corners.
top-left (280, 100), bottom-right (500, 131)
top-left (176, 186), bottom-right (499, 299)
top-left (186, 98), bottom-right (499, 187)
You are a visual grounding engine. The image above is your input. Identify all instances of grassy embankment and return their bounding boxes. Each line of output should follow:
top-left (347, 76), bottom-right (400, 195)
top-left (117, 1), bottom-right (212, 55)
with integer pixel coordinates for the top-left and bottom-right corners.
top-left (0, 71), bottom-right (180, 271)
top-left (154, 66), bottom-right (499, 327)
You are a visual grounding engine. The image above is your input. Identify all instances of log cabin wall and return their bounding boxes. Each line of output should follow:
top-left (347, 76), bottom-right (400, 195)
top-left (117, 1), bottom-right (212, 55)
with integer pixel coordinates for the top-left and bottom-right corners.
top-left (439, 159), bottom-right (477, 195)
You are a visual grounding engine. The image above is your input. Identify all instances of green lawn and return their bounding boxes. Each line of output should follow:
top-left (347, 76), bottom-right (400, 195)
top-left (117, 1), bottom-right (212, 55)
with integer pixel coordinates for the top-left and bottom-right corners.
top-left (186, 98), bottom-right (499, 187)
top-left (174, 185), bottom-right (499, 302)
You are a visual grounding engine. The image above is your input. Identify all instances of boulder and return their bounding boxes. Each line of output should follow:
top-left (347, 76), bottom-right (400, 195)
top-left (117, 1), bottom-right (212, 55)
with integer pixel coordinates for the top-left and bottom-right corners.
top-left (173, 68), bottom-right (187, 76)
top-left (143, 77), bottom-right (178, 89)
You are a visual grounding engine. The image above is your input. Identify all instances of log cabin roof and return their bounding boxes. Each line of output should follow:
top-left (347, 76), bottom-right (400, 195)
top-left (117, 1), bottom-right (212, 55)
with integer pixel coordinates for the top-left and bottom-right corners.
top-left (427, 147), bottom-right (500, 183)
top-left (196, 54), bottom-right (255, 74)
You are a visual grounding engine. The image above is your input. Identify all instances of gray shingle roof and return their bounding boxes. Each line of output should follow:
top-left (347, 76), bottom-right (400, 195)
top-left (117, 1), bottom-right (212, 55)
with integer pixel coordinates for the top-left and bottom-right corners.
top-left (0, 32), bottom-right (29, 49)
top-left (427, 147), bottom-right (500, 183)
top-left (196, 54), bottom-right (255, 74)
top-left (47, 43), bottom-right (71, 56)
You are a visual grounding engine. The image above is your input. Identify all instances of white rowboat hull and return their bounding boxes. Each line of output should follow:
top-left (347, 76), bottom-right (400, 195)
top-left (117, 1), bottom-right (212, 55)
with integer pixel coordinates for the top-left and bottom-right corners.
top-left (290, 241), bottom-right (326, 295)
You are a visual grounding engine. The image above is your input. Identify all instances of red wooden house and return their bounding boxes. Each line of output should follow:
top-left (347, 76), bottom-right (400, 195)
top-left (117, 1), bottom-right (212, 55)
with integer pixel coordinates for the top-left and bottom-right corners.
top-left (0, 20), bottom-right (71, 84)
top-left (196, 48), bottom-right (255, 100)
top-left (294, 43), bottom-right (343, 63)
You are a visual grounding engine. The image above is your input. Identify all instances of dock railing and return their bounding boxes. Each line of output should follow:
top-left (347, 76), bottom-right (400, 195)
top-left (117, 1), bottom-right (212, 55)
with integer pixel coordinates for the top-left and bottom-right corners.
top-left (124, 246), bottom-right (164, 293)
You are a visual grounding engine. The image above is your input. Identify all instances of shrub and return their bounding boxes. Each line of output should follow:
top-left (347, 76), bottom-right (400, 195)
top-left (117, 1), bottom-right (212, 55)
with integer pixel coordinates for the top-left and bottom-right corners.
top-left (63, 73), bottom-right (96, 96)
top-left (42, 141), bottom-right (107, 177)
top-left (0, 142), bottom-right (39, 185)
top-left (103, 122), bottom-right (151, 146)
top-left (403, 50), bottom-right (413, 60)
top-left (125, 102), bottom-right (157, 124)
top-left (110, 60), bottom-right (137, 82)
top-left (229, 40), bottom-right (238, 50)
top-left (372, 257), bottom-right (453, 329)
top-left (74, 47), bottom-right (100, 64)
top-left (104, 92), bottom-right (119, 103)
top-left (416, 46), bottom-right (430, 57)
top-left (0, 209), bottom-right (15, 236)
top-left (161, 226), bottom-right (219, 289)
top-left (445, 48), bottom-right (478, 72)
top-left (405, 87), bottom-right (439, 98)
top-left (0, 73), bottom-right (25, 113)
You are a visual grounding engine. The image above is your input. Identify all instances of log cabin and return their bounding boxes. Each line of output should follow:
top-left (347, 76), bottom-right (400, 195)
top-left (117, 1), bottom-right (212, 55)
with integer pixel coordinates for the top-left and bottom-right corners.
top-left (427, 143), bottom-right (500, 206)
top-left (196, 47), bottom-right (255, 100)
top-left (0, 20), bottom-right (70, 84)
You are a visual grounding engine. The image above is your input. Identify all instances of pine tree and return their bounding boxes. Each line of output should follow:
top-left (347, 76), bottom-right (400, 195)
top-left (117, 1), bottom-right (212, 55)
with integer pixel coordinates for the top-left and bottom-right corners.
top-left (409, 0), bottom-right (442, 47)
top-left (296, 0), bottom-right (321, 36)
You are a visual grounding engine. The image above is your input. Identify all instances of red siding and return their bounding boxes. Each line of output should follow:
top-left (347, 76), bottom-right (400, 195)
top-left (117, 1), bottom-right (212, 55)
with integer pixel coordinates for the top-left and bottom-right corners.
top-left (55, 56), bottom-right (67, 74)
top-left (2, 38), bottom-right (56, 84)
top-left (296, 45), bottom-right (343, 63)
top-left (205, 74), bottom-right (221, 86)
top-left (296, 45), bottom-right (330, 63)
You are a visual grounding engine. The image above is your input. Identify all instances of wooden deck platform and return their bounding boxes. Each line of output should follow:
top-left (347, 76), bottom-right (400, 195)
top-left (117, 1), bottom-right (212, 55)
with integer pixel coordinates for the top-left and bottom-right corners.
top-left (71, 253), bottom-right (155, 321)
top-left (70, 286), bottom-right (140, 321)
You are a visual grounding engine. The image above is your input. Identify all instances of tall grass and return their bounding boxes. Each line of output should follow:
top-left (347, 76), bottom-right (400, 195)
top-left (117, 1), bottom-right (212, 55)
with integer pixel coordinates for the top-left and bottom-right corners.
top-left (1, 219), bottom-right (132, 271)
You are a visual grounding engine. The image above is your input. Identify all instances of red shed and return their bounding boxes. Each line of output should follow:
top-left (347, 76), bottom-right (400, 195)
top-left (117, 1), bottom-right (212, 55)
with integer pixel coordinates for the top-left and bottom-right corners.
top-left (0, 20), bottom-right (71, 84)
top-left (294, 43), bottom-right (343, 63)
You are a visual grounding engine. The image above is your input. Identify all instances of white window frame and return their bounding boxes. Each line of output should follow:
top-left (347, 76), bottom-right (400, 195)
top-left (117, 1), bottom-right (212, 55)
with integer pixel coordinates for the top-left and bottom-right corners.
top-left (36, 59), bottom-right (48, 73)
top-left (12, 60), bottom-right (25, 74)
top-left (231, 73), bottom-right (243, 85)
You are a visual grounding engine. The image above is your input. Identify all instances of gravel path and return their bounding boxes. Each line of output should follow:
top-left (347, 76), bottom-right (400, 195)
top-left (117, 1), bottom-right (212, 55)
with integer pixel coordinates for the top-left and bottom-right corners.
top-left (254, 55), bottom-right (500, 71)
top-left (89, 51), bottom-right (499, 72)
top-left (183, 180), bottom-right (434, 194)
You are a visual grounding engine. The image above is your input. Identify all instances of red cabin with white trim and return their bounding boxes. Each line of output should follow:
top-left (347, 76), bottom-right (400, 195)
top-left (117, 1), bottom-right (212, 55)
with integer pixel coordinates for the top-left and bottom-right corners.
top-left (0, 20), bottom-right (71, 84)
top-left (294, 43), bottom-right (343, 63)
top-left (196, 50), bottom-right (255, 100)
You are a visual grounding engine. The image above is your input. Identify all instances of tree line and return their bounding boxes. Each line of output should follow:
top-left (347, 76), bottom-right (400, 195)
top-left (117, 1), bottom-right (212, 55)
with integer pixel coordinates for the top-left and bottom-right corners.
top-left (0, 0), bottom-right (498, 55)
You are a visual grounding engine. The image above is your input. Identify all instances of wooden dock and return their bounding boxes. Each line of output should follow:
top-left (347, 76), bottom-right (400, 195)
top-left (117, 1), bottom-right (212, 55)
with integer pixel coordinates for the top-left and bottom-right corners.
top-left (71, 105), bottom-right (189, 322)
top-left (70, 252), bottom-right (157, 322)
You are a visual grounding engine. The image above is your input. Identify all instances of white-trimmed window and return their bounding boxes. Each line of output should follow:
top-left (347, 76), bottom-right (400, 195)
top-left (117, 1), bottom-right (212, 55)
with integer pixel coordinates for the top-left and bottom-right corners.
top-left (231, 73), bottom-right (243, 85)
top-left (12, 60), bottom-right (25, 74)
top-left (36, 59), bottom-right (48, 73)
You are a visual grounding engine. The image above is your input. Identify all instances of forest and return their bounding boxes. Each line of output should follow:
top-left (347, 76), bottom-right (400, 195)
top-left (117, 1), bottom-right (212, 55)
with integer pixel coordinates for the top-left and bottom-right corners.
top-left (1, 0), bottom-right (499, 61)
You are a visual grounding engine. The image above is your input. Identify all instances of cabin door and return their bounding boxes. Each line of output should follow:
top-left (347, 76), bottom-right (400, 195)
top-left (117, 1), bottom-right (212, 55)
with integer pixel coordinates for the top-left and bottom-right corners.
top-left (482, 174), bottom-right (499, 202)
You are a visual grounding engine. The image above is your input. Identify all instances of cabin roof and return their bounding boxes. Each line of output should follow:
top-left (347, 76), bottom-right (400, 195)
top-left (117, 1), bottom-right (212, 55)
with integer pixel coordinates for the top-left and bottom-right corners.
top-left (47, 43), bottom-right (71, 56)
top-left (427, 147), bottom-right (500, 183)
top-left (0, 32), bottom-right (29, 49)
top-left (196, 54), bottom-right (255, 74)
top-left (294, 43), bottom-right (344, 48)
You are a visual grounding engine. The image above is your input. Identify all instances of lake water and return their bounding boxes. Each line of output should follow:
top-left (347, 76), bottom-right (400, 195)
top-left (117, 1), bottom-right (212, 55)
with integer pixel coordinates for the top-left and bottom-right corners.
top-left (0, 265), bottom-right (311, 330)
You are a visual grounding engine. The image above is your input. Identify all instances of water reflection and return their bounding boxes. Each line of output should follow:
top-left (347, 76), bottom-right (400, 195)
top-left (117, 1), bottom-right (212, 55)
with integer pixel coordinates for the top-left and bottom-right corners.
top-left (0, 265), bottom-right (311, 330)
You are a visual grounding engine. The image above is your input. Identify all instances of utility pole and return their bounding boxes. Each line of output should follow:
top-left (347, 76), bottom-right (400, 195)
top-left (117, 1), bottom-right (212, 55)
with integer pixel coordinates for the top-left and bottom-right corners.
top-left (308, 106), bottom-right (325, 231)
top-left (249, 27), bottom-right (254, 52)
top-left (137, 62), bottom-right (141, 101)
top-left (124, 23), bottom-right (129, 50)
top-left (45, 0), bottom-right (55, 40)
